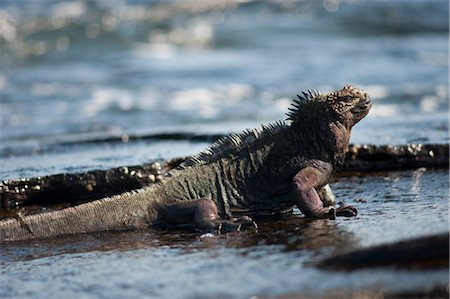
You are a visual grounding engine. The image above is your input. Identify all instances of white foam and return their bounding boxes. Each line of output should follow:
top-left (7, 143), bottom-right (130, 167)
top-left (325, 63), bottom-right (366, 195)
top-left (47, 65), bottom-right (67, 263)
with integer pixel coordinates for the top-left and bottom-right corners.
top-left (170, 88), bottom-right (218, 119)
top-left (52, 1), bottom-right (86, 19)
top-left (363, 85), bottom-right (389, 100)
top-left (420, 96), bottom-right (439, 113)
top-left (84, 88), bottom-right (134, 117)
top-left (134, 43), bottom-right (176, 60)
top-left (368, 104), bottom-right (399, 118)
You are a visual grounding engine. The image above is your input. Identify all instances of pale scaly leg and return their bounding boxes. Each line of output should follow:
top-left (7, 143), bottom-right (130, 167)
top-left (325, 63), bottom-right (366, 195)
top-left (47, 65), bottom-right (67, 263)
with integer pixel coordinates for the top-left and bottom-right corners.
top-left (318, 184), bottom-right (336, 207)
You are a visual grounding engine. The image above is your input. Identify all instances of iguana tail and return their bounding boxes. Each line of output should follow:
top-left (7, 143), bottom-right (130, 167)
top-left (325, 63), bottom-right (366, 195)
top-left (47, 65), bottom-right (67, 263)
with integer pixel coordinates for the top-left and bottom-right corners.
top-left (0, 188), bottom-right (160, 242)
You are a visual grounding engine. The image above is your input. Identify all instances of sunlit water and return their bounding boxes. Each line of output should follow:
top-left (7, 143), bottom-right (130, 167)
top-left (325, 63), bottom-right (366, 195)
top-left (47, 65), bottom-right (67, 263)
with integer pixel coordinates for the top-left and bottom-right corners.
top-left (0, 0), bottom-right (448, 179)
top-left (0, 1), bottom-right (448, 298)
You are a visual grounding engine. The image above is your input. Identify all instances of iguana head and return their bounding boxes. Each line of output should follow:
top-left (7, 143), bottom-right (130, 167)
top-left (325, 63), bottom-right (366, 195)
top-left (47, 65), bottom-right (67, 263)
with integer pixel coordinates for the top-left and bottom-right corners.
top-left (326, 84), bottom-right (371, 127)
top-left (287, 84), bottom-right (371, 128)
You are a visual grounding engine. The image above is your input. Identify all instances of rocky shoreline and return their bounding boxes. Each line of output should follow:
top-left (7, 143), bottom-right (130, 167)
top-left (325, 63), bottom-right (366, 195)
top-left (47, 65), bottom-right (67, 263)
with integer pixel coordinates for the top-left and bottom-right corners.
top-left (1, 143), bottom-right (447, 212)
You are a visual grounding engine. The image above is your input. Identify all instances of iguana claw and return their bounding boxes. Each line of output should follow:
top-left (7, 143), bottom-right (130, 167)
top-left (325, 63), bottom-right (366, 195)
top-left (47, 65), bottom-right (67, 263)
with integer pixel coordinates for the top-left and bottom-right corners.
top-left (217, 216), bottom-right (258, 234)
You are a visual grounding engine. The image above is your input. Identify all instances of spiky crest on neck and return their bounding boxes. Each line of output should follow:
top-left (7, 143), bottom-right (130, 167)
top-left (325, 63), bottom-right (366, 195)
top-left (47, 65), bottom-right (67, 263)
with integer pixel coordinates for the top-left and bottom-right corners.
top-left (173, 88), bottom-right (338, 173)
top-left (285, 89), bottom-right (330, 125)
top-left (173, 120), bottom-right (288, 173)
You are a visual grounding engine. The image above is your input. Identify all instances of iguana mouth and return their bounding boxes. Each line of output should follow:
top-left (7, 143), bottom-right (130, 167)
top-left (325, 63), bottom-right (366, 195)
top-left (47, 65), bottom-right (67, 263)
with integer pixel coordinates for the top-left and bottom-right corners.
top-left (353, 96), bottom-right (372, 119)
top-left (361, 97), bottom-right (372, 109)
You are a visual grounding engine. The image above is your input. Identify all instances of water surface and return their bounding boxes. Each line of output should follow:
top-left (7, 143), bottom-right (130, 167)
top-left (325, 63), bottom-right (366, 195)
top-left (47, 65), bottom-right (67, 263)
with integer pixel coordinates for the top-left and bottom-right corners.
top-left (1, 169), bottom-right (448, 299)
top-left (0, 1), bottom-right (448, 298)
top-left (0, 0), bottom-right (448, 179)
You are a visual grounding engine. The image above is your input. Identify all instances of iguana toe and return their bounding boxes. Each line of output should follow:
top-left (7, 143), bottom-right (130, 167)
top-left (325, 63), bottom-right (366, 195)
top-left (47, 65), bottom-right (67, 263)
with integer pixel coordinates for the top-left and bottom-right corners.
top-left (217, 217), bottom-right (258, 234)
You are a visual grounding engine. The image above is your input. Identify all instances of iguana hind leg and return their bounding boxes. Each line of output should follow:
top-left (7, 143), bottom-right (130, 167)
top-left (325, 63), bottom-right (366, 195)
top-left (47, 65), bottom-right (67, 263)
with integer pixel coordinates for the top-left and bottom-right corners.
top-left (159, 198), bottom-right (256, 233)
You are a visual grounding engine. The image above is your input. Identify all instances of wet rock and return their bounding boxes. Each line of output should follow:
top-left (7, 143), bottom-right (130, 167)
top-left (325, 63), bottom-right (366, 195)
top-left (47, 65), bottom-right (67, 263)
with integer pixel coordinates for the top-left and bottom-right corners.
top-left (273, 285), bottom-right (449, 299)
top-left (342, 143), bottom-right (449, 172)
top-left (0, 143), bottom-right (448, 213)
top-left (317, 232), bottom-right (449, 270)
top-left (0, 161), bottom-right (170, 211)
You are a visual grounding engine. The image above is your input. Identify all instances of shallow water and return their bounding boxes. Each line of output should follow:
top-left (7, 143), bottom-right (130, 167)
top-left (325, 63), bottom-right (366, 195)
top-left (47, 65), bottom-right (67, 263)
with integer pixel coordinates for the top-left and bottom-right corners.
top-left (0, 1), bottom-right (448, 298)
top-left (1, 169), bottom-right (448, 299)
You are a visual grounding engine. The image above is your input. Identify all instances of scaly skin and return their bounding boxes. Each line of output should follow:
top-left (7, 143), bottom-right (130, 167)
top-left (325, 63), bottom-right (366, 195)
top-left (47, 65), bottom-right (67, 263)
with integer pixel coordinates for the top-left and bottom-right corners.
top-left (0, 85), bottom-right (371, 241)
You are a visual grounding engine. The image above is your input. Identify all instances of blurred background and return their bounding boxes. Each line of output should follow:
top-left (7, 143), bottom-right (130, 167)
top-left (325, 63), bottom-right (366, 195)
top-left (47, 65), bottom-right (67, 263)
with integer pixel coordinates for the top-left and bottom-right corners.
top-left (0, 0), bottom-right (448, 179)
top-left (1, 2), bottom-right (449, 299)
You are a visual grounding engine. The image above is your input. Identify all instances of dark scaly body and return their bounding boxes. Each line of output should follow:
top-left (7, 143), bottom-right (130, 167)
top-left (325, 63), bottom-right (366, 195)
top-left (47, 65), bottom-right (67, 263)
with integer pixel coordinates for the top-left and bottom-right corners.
top-left (154, 124), bottom-right (294, 216)
top-left (0, 85), bottom-right (371, 241)
top-left (155, 122), bottom-right (334, 217)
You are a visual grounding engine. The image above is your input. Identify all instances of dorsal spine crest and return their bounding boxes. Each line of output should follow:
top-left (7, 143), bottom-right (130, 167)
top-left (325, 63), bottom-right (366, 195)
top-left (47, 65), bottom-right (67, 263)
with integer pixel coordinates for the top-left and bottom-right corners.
top-left (175, 88), bottom-right (323, 172)
top-left (286, 88), bottom-right (322, 122)
top-left (174, 120), bottom-right (287, 172)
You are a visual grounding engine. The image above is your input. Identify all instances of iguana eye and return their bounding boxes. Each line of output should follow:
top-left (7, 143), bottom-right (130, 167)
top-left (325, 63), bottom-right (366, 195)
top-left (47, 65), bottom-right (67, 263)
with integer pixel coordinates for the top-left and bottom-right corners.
top-left (343, 96), bottom-right (354, 102)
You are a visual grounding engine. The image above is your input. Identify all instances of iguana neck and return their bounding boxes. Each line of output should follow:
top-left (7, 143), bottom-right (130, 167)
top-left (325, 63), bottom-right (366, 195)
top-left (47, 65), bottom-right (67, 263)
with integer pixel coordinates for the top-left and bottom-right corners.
top-left (328, 120), bottom-right (351, 167)
top-left (288, 113), bottom-right (350, 167)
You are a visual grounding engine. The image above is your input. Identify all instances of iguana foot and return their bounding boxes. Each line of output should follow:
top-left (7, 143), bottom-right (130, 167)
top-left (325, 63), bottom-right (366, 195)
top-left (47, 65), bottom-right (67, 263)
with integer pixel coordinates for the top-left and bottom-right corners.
top-left (335, 205), bottom-right (358, 217)
top-left (160, 199), bottom-right (258, 234)
top-left (216, 216), bottom-right (258, 234)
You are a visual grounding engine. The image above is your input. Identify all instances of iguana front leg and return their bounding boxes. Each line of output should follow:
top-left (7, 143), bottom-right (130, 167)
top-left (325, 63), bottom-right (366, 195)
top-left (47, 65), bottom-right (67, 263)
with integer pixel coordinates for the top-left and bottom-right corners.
top-left (293, 165), bottom-right (357, 219)
top-left (159, 198), bottom-right (256, 233)
top-left (293, 166), bottom-right (335, 219)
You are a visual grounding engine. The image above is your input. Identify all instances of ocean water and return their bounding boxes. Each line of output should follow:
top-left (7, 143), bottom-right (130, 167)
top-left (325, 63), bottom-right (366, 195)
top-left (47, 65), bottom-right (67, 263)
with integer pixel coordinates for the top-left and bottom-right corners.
top-left (0, 0), bottom-right (448, 179)
top-left (0, 1), bottom-right (449, 298)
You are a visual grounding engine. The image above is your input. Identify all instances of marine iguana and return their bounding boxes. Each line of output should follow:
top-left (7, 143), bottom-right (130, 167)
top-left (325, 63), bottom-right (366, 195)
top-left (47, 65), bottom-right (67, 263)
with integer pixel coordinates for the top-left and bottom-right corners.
top-left (0, 85), bottom-right (371, 241)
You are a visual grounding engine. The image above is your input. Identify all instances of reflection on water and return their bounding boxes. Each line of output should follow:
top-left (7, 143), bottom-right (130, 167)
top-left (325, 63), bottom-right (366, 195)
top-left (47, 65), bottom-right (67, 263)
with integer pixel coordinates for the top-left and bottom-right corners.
top-left (331, 169), bottom-right (449, 247)
top-left (0, 216), bottom-right (356, 263)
